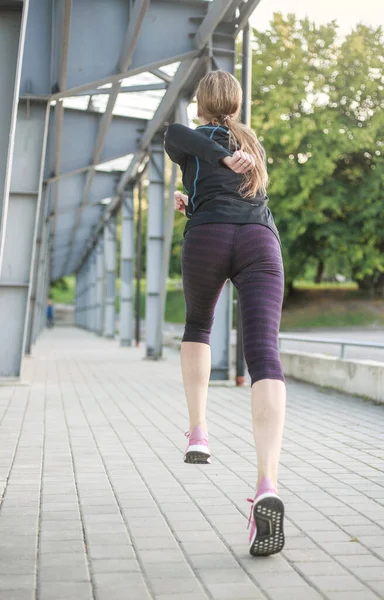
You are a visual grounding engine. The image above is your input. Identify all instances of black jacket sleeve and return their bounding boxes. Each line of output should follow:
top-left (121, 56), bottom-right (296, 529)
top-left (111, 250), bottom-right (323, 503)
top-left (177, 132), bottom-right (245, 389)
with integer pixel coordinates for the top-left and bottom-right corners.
top-left (164, 123), bottom-right (232, 167)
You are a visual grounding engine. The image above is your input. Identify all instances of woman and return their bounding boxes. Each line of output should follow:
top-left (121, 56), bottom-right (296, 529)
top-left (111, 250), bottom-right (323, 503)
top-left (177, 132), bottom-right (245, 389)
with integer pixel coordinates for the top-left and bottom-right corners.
top-left (164, 70), bottom-right (286, 557)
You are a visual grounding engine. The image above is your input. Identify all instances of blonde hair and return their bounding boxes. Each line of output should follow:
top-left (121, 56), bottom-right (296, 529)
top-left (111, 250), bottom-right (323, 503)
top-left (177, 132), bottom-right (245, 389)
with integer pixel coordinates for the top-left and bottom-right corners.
top-left (196, 70), bottom-right (268, 198)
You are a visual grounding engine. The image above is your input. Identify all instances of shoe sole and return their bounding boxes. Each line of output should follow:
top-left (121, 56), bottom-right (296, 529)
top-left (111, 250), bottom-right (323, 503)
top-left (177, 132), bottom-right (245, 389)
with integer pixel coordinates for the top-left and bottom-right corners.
top-left (184, 451), bottom-right (211, 464)
top-left (249, 496), bottom-right (285, 556)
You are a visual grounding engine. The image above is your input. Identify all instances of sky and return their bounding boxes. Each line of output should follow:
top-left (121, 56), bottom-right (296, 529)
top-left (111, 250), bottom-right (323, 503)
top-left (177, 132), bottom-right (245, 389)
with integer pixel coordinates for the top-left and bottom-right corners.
top-left (250, 0), bottom-right (384, 38)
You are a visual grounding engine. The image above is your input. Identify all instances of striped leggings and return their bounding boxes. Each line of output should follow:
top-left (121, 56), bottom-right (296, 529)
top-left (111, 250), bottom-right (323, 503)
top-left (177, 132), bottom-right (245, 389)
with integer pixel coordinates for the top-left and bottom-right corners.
top-left (181, 223), bottom-right (285, 385)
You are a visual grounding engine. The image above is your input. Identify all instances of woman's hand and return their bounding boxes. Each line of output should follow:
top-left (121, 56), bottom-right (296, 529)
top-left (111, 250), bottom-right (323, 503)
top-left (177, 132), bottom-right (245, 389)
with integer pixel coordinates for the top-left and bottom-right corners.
top-left (222, 150), bottom-right (256, 174)
top-left (174, 191), bottom-right (188, 216)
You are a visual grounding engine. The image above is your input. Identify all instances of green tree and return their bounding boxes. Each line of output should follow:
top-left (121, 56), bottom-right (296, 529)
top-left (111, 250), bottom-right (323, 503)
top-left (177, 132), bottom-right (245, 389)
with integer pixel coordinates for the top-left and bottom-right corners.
top-left (251, 14), bottom-right (384, 295)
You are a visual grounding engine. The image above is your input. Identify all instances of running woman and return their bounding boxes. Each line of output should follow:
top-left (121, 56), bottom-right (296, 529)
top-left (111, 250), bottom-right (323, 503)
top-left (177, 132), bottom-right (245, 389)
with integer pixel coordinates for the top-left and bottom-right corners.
top-left (164, 70), bottom-right (286, 556)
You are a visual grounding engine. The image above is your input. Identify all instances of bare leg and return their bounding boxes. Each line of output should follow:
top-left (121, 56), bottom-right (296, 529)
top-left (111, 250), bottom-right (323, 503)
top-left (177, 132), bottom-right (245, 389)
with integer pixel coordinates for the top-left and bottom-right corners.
top-left (181, 341), bottom-right (211, 432)
top-left (251, 379), bottom-right (286, 490)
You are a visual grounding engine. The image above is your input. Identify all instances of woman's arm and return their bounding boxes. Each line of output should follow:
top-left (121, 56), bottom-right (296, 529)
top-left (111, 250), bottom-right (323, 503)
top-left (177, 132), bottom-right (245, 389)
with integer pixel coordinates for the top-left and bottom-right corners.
top-left (164, 123), bottom-right (232, 166)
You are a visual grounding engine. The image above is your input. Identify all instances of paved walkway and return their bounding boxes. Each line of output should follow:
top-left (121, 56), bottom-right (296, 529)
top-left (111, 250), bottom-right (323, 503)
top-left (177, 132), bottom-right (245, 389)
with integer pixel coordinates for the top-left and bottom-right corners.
top-left (1, 328), bottom-right (384, 600)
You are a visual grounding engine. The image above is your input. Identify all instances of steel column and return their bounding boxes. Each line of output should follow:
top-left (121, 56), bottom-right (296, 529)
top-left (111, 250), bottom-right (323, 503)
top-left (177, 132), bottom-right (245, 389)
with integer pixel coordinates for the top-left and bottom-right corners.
top-left (145, 143), bottom-right (165, 358)
top-left (25, 183), bottom-right (49, 354)
top-left (76, 269), bottom-right (80, 327)
top-left (0, 99), bottom-right (50, 377)
top-left (120, 187), bottom-right (135, 347)
top-left (135, 179), bottom-right (144, 346)
top-left (75, 271), bottom-right (81, 328)
top-left (79, 265), bottom-right (85, 328)
top-left (85, 256), bottom-right (90, 330)
top-left (103, 217), bottom-right (117, 338)
top-left (32, 217), bottom-right (50, 344)
top-left (235, 20), bottom-right (252, 386)
top-left (95, 237), bottom-right (104, 335)
top-left (209, 42), bottom-right (239, 381)
top-left (90, 249), bottom-right (97, 332)
top-left (0, 7), bottom-right (22, 233)
top-left (87, 255), bottom-right (93, 330)
top-left (156, 161), bottom-right (177, 354)
top-left (210, 281), bottom-right (233, 380)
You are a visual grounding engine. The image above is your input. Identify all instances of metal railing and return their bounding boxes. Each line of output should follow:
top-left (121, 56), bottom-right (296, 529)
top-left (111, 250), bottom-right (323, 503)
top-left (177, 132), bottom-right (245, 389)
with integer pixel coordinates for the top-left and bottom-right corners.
top-left (278, 334), bottom-right (384, 360)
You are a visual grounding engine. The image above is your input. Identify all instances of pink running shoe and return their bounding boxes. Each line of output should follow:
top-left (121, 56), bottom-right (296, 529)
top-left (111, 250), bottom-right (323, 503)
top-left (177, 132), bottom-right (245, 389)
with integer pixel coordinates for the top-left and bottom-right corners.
top-left (184, 426), bottom-right (211, 464)
top-left (247, 476), bottom-right (285, 556)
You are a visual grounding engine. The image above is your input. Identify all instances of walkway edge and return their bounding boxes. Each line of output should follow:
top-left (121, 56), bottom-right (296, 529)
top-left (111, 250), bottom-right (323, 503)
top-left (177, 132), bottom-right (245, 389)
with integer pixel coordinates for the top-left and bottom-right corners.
top-left (164, 335), bottom-right (384, 403)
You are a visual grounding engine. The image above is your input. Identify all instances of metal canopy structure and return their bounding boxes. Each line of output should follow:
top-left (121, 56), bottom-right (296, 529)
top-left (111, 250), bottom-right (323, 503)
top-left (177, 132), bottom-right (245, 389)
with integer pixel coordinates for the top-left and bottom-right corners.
top-left (0, 0), bottom-right (261, 379)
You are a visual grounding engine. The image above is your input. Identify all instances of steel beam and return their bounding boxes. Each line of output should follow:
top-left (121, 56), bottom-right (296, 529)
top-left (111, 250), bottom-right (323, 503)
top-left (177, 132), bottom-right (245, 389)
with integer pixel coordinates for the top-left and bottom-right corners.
top-left (150, 69), bottom-right (173, 83)
top-left (62, 0), bottom-right (149, 275)
top-left (0, 5), bottom-right (24, 268)
top-left (84, 82), bottom-right (167, 96)
top-left (51, 50), bottom-right (200, 101)
top-left (119, 186), bottom-right (134, 347)
top-left (103, 217), bottom-right (116, 338)
top-left (146, 143), bottom-right (165, 359)
top-left (237, 0), bottom-right (262, 33)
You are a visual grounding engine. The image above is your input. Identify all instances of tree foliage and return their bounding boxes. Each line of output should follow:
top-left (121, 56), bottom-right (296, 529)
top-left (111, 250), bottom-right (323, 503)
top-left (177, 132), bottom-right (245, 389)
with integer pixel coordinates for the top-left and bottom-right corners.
top-left (251, 14), bottom-right (384, 295)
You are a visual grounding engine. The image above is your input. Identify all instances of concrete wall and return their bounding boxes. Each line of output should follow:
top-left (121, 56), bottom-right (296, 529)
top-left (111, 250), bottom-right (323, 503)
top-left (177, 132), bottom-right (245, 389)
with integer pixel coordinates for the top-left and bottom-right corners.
top-left (281, 351), bottom-right (384, 404)
top-left (163, 331), bottom-right (384, 403)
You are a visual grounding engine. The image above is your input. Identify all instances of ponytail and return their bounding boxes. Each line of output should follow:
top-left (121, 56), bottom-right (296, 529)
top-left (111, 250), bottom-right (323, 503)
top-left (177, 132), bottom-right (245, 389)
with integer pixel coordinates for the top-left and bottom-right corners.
top-left (213, 117), bottom-right (268, 198)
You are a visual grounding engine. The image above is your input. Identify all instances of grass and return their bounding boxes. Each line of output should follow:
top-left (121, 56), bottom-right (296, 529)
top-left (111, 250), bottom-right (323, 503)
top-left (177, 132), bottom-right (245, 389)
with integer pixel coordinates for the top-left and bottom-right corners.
top-left (280, 310), bottom-right (384, 330)
top-left (50, 276), bottom-right (76, 304)
top-left (294, 280), bottom-right (358, 291)
top-left (51, 277), bottom-right (384, 330)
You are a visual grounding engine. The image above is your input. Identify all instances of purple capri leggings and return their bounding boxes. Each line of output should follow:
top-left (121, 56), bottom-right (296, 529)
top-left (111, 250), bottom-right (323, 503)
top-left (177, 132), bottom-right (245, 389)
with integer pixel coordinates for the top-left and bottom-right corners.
top-left (181, 223), bottom-right (285, 385)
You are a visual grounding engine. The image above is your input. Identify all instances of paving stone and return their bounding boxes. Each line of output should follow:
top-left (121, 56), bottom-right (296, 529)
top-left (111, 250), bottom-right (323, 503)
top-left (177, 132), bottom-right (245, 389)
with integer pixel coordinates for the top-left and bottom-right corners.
top-left (39, 553), bottom-right (88, 570)
top-left (206, 581), bottom-right (265, 599)
top-left (38, 564), bottom-right (90, 582)
top-left (258, 570), bottom-right (313, 589)
top-left (326, 593), bottom-right (379, 600)
top-left (144, 561), bottom-right (193, 578)
top-left (352, 566), bottom-right (384, 581)
top-left (88, 545), bottom-right (136, 560)
top-left (149, 576), bottom-right (205, 595)
top-left (0, 575), bottom-right (35, 589)
top-left (133, 536), bottom-right (179, 550)
top-left (0, 591), bottom-right (33, 600)
top-left (91, 559), bottom-right (141, 573)
top-left (267, 587), bottom-right (324, 600)
top-left (94, 586), bottom-right (151, 600)
top-left (38, 581), bottom-right (93, 600)
top-left (0, 560), bottom-right (36, 576)
top-left (155, 594), bottom-right (208, 600)
top-left (336, 554), bottom-right (384, 568)
top-left (188, 554), bottom-right (239, 570)
top-left (293, 561), bottom-right (350, 576)
top-left (308, 575), bottom-right (366, 592)
top-left (39, 540), bottom-right (86, 554)
top-left (139, 549), bottom-right (186, 564)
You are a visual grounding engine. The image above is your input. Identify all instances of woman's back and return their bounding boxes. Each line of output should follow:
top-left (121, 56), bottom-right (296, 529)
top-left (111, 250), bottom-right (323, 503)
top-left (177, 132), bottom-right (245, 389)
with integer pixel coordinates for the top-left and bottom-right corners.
top-left (164, 122), bottom-right (279, 242)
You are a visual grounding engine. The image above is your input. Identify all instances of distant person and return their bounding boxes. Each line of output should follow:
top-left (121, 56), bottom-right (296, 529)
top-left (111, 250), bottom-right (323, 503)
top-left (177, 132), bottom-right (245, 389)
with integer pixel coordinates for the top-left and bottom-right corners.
top-left (165, 70), bottom-right (285, 556)
top-left (46, 298), bottom-right (55, 328)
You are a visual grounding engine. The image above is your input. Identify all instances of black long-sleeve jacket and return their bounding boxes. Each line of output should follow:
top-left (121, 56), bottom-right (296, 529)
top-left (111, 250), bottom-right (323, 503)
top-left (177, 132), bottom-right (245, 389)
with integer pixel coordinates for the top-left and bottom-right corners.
top-left (164, 123), bottom-right (280, 243)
